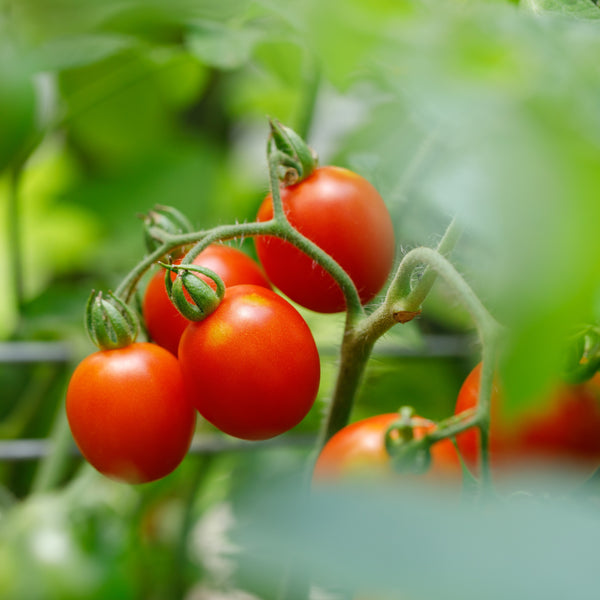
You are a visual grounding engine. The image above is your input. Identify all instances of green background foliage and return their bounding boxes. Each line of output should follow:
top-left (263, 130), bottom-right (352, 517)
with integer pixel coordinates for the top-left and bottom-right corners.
top-left (2, 0), bottom-right (600, 598)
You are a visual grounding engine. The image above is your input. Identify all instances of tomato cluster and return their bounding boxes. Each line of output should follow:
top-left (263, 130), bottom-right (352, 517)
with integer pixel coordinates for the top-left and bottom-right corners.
top-left (66, 158), bottom-right (397, 484)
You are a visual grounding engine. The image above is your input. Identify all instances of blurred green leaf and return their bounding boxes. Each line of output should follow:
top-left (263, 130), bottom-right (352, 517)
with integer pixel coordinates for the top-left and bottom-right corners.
top-left (0, 38), bottom-right (37, 173)
top-left (523, 0), bottom-right (600, 19)
top-left (33, 34), bottom-right (137, 71)
top-left (7, 0), bottom-right (252, 42)
top-left (186, 20), bottom-right (261, 70)
top-left (235, 479), bottom-right (600, 599)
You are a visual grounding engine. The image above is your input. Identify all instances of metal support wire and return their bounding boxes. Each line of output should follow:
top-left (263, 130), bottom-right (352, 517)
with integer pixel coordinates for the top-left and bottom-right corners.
top-left (0, 434), bottom-right (318, 462)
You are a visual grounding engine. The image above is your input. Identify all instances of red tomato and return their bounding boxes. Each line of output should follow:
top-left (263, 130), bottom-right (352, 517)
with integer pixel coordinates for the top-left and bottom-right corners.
top-left (178, 284), bottom-right (320, 440)
top-left (313, 413), bottom-right (462, 487)
top-left (454, 362), bottom-right (507, 474)
top-left (255, 166), bottom-right (396, 313)
top-left (142, 244), bottom-right (270, 355)
top-left (66, 343), bottom-right (196, 484)
top-left (455, 362), bottom-right (600, 478)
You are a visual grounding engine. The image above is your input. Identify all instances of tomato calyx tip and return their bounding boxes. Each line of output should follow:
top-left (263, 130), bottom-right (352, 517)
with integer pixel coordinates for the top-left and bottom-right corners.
top-left (385, 407), bottom-right (433, 475)
top-left (141, 204), bottom-right (194, 257)
top-left (161, 262), bottom-right (225, 322)
top-left (268, 118), bottom-right (318, 186)
top-left (85, 290), bottom-right (139, 350)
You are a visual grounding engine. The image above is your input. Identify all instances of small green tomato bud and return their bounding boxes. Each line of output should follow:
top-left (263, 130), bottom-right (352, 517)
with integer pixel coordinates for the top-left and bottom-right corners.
top-left (162, 263), bottom-right (225, 322)
top-left (142, 205), bottom-right (193, 257)
top-left (85, 291), bottom-right (139, 350)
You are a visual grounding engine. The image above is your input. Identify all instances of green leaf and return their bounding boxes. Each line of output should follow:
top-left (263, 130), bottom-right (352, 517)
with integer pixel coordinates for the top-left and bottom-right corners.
top-left (186, 20), bottom-right (261, 69)
top-left (524, 0), bottom-right (600, 20)
top-left (0, 39), bottom-right (36, 172)
top-left (32, 34), bottom-right (137, 71)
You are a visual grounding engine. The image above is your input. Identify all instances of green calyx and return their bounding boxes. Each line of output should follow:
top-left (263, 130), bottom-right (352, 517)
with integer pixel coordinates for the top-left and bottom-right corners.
top-left (268, 118), bottom-right (318, 185)
top-left (142, 204), bottom-right (194, 257)
top-left (162, 263), bottom-right (225, 322)
top-left (562, 325), bottom-right (600, 384)
top-left (85, 291), bottom-right (139, 350)
top-left (384, 406), bottom-right (432, 475)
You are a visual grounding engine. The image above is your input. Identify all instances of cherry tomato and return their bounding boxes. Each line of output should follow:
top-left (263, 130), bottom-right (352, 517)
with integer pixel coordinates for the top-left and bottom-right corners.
top-left (178, 284), bottom-right (320, 440)
top-left (455, 362), bottom-right (600, 478)
top-left (142, 244), bottom-right (271, 355)
top-left (453, 363), bottom-right (506, 474)
top-left (313, 413), bottom-right (461, 487)
top-left (66, 342), bottom-right (196, 484)
top-left (255, 166), bottom-right (396, 313)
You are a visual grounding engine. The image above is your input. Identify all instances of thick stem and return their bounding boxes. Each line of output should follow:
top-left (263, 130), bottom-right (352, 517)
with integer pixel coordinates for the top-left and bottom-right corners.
top-left (319, 332), bottom-right (375, 446)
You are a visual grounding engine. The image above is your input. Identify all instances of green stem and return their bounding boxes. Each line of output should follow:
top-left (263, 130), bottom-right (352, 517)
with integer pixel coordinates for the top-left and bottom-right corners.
top-left (7, 165), bottom-right (24, 326)
top-left (390, 247), bottom-right (497, 338)
top-left (115, 221), bottom-right (277, 302)
top-left (266, 150), bottom-right (364, 321)
top-left (31, 397), bottom-right (74, 493)
top-left (403, 218), bottom-right (462, 308)
top-left (320, 332), bottom-right (375, 446)
top-left (475, 335), bottom-right (500, 494)
top-left (318, 220), bottom-right (464, 447)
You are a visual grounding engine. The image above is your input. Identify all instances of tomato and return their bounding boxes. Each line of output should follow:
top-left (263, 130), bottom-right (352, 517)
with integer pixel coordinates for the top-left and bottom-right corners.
top-left (453, 363), bottom-right (506, 474)
top-left (312, 413), bottom-right (461, 487)
top-left (178, 284), bottom-right (320, 440)
top-left (66, 343), bottom-right (196, 484)
top-left (255, 166), bottom-right (396, 313)
top-left (455, 362), bottom-right (600, 478)
top-left (142, 243), bottom-right (271, 355)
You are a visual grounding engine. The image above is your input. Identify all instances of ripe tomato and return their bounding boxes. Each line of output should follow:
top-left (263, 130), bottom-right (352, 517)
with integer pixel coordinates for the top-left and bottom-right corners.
top-left (66, 343), bottom-right (196, 484)
top-left (312, 413), bottom-right (461, 487)
top-left (142, 244), bottom-right (270, 355)
top-left (454, 362), bottom-right (506, 474)
top-left (455, 362), bottom-right (600, 478)
top-left (178, 284), bottom-right (320, 440)
top-left (255, 166), bottom-right (396, 313)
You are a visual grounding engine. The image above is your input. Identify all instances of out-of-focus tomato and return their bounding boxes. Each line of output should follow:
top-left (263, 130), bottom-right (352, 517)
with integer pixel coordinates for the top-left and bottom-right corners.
top-left (455, 362), bottom-right (600, 479)
top-left (313, 413), bottom-right (462, 488)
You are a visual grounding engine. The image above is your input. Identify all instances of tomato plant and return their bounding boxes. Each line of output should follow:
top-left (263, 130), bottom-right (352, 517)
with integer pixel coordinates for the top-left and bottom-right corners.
top-left (142, 243), bottom-right (270, 355)
top-left (178, 284), bottom-right (321, 440)
top-left (455, 362), bottom-right (600, 478)
top-left (312, 413), bottom-right (462, 487)
top-left (255, 166), bottom-right (396, 313)
top-left (66, 342), bottom-right (196, 484)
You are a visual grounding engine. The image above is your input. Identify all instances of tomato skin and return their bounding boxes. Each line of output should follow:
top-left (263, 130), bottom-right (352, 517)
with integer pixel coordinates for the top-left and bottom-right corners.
top-left (255, 166), bottom-right (396, 313)
top-left (313, 413), bottom-right (461, 486)
top-left (142, 244), bottom-right (271, 355)
top-left (66, 343), bottom-right (196, 484)
top-left (454, 363), bottom-right (506, 474)
top-left (178, 284), bottom-right (320, 441)
top-left (455, 362), bottom-right (600, 477)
